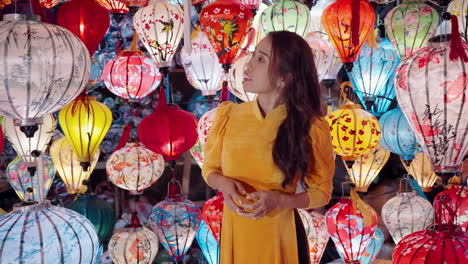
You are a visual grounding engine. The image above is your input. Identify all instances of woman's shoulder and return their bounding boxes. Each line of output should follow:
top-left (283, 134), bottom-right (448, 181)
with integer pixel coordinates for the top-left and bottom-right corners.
top-left (310, 116), bottom-right (331, 137)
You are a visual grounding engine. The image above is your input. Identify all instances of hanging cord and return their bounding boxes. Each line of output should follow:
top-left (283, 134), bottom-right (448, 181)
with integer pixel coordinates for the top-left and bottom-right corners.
top-left (351, 0), bottom-right (361, 47)
top-left (340, 81), bottom-right (355, 104)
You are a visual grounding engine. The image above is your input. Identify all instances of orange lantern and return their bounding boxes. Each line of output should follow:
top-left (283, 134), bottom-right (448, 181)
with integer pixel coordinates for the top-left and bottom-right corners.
top-left (96, 0), bottom-right (129, 14)
top-left (322, 0), bottom-right (376, 71)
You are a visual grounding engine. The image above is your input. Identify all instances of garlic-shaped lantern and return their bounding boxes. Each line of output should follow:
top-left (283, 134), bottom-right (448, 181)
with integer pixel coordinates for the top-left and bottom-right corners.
top-left (297, 209), bottom-right (329, 264)
top-left (402, 152), bottom-right (438, 192)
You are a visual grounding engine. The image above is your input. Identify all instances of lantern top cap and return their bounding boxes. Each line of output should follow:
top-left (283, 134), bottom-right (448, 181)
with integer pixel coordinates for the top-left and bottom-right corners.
top-left (12, 200), bottom-right (51, 213)
top-left (3, 14), bottom-right (41, 22)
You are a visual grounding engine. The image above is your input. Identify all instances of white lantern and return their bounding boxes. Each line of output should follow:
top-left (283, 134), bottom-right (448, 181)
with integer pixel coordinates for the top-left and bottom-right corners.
top-left (309, 0), bottom-right (335, 34)
top-left (197, 108), bottom-right (218, 146)
top-left (228, 53), bottom-right (257, 102)
top-left (297, 209), bottom-right (329, 264)
top-left (305, 32), bottom-right (342, 82)
top-left (0, 14), bottom-right (90, 132)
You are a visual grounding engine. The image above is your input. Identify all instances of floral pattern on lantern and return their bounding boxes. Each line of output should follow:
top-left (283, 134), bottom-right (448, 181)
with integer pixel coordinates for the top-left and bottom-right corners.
top-left (260, 0), bottom-right (310, 38)
top-left (190, 140), bottom-right (205, 169)
top-left (107, 142), bottom-right (165, 193)
top-left (227, 53), bottom-right (257, 102)
top-left (297, 209), bottom-right (329, 264)
top-left (0, 202), bottom-right (100, 264)
top-left (345, 144), bottom-right (390, 192)
top-left (198, 107), bottom-right (218, 146)
top-left (382, 190), bottom-right (434, 244)
top-left (433, 185), bottom-right (468, 232)
top-left (196, 220), bottom-right (219, 264)
top-left (6, 156), bottom-right (55, 202)
top-left (402, 152), bottom-right (438, 192)
top-left (202, 192), bottom-right (224, 243)
top-left (384, 1), bottom-right (439, 59)
top-left (133, 0), bottom-right (184, 67)
top-left (0, 14), bottom-right (90, 126)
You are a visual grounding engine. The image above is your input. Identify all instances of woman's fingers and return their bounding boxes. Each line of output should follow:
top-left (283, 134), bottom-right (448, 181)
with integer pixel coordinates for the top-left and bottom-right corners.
top-left (233, 181), bottom-right (247, 195)
top-left (242, 199), bottom-right (262, 211)
top-left (224, 195), bottom-right (243, 212)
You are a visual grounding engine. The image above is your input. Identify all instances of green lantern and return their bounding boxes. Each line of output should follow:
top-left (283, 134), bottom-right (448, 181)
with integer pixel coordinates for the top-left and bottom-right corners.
top-left (260, 0), bottom-right (311, 38)
top-left (67, 194), bottom-right (116, 246)
top-left (384, 0), bottom-right (439, 59)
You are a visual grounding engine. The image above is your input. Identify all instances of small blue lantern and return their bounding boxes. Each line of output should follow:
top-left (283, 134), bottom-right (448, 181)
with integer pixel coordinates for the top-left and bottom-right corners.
top-left (379, 107), bottom-right (422, 164)
top-left (360, 227), bottom-right (384, 264)
top-left (348, 38), bottom-right (400, 117)
top-left (196, 220), bottom-right (219, 264)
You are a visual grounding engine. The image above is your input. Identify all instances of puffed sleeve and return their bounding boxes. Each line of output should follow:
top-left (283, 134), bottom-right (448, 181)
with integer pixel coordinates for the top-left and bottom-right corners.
top-left (304, 117), bottom-right (335, 209)
top-left (201, 102), bottom-right (234, 187)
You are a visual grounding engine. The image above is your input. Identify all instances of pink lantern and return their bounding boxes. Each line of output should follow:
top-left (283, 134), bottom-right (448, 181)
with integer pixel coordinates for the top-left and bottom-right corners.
top-left (202, 192), bottom-right (224, 243)
top-left (433, 185), bottom-right (468, 232)
top-left (297, 209), bottom-right (329, 264)
top-left (325, 192), bottom-right (377, 264)
top-left (197, 108), bottom-right (218, 146)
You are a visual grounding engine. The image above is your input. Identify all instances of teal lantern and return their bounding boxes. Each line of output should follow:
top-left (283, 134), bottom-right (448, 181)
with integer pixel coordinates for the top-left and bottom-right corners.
top-left (196, 220), bottom-right (219, 264)
top-left (379, 107), bottom-right (422, 164)
top-left (347, 38), bottom-right (400, 116)
top-left (260, 0), bottom-right (310, 38)
top-left (67, 194), bottom-right (116, 246)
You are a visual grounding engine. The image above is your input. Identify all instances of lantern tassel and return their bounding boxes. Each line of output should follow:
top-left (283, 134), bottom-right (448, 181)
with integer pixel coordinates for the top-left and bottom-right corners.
top-left (157, 87), bottom-right (169, 109)
top-left (350, 189), bottom-right (373, 227)
top-left (351, 0), bottom-right (360, 47)
top-left (449, 15), bottom-right (468, 62)
top-left (221, 81), bottom-right (228, 102)
top-left (113, 123), bottom-right (132, 152)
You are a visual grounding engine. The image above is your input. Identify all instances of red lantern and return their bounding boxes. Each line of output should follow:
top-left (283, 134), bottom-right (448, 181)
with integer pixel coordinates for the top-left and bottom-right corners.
top-left (322, 0), bottom-right (375, 71)
top-left (96, 0), bottom-right (129, 14)
top-left (202, 192), bottom-right (224, 243)
top-left (433, 185), bottom-right (468, 232)
top-left (56, 0), bottom-right (110, 57)
top-left (138, 88), bottom-right (198, 161)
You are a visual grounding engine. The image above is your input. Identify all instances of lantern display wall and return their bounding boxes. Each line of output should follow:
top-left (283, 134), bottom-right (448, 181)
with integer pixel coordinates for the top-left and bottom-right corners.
top-left (402, 152), bottom-right (438, 192)
top-left (260, 0), bottom-right (310, 38)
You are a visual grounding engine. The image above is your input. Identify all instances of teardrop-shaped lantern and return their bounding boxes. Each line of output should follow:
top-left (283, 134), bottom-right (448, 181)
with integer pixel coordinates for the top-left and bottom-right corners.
top-left (360, 227), bottom-right (384, 264)
top-left (106, 142), bottom-right (165, 193)
top-left (0, 14), bottom-right (90, 132)
top-left (306, 33), bottom-right (342, 82)
top-left (297, 209), bottom-right (329, 264)
top-left (67, 194), bottom-right (116, 245)
top-left (196, 220), bottom-right (219, 264)
top-left (322, 0), bottom-right (376, 71)
top-left (384, 1), bottom-right (439, 59)
top-left (402, 152), bottom-right (438, 192)
top-left (380, 107), bottom-right (422, 163)
top-left (3, 114), bottom-right (56, 167)
top-left (347, 39), bottom-right (400, 116)
top-left (433, 185), bottom-right (468, 232)
top-left (345, 144), bottom-right (390, 192)
top-left (138, 88), bottom-right (198, 161)
top-left (96, 0), bottom-right (129, 14)
top-left (133, 0), bottom-right (184, 68)
top-left (181, 29), bottom-right (224, 96)
top-left (0, 202), bottom-right (100, 264)
top-left (6, 156), bottom-right (55, 202)
top-left (50, 137), bottom-right (100, 195)
top-left (198, 107), bottom-right (218, 147)
top-left (56, 0), bottom-right (110, 57)
top-left (227, 53), bottom-right (257, 102)
top-left (260, 0), bottom-right (310, 38)
top-left (59, 96), bottom-right (113, 171)
top-left (202, 192), bottom-right (223, 243)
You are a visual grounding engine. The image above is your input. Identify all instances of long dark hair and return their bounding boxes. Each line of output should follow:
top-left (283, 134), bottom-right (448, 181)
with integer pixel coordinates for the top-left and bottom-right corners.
top-left (269, 31), bottom-right (323, 188)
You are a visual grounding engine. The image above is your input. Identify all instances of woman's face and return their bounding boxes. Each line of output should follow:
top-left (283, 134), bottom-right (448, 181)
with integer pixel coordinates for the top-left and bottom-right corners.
top-left (243, 37), bottom-right (275, 94)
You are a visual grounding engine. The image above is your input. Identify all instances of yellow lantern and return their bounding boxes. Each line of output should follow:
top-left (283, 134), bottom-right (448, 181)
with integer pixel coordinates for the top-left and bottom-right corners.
top-left (402, 152), bottom-right (438, 192)
top-left (50, 137), bottom-right (100, 194)
top-left (345, 144), bottom-right (390, 192)
top-left (58, 96), bottom-right (112, 171)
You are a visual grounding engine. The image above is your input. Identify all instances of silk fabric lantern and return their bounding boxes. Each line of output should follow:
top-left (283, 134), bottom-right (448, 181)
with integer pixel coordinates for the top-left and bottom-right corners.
top-left (297, 210), bottom-right (329, 264)
top-left (0, 202), bottom-right (100, 264)
top-left (202, 192), bottom-right (223, 243)
top-left (306, 32), bottom-right (343, 82)
top-left (260, 0), bottom-right (311, 38)
top-left (322, 0), bottom-right (375, 71)
top-left (138, 88), bottom-right (198, 161)
top-left (96, 0), bottom-right (129, 14)
top-left (196, 220), bottom-right (219, 264)
top-left (0, 14), bottom-right (90, 132)
top-left (50, 137), bottom-right (99, 195)
top-left (448, 0), bottom-right (468, 41)
top-left (433, 185), bottom-right (468, 232)
top-left (402, 152), bottom-right (438, 192)
top-left (395, 35), bottom-right (468, 177)
top-left (59, 96), bottom-right (112, 171)
top-left (345, 144), bottom-right (390, 192)
top-left (198, 107), bottom-right (218, 146)
top-left (190, 140), bottom-right (205, 168)
top-left (309, 0), bottom-right (334, 35)
top-left (384, 1), bottom-right (439, 59)
top-left (227, 53), bottom-right (257, 102)
top-left (380, 107), bottom-right (422, 163)
top-left (106, 142), bottom-right (165, 193)
top-left (134, 0), bottom-right (184, 68)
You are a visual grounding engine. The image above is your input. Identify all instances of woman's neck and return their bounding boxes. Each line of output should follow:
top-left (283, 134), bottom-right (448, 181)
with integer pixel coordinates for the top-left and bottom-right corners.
top-left (257, 94), bottom-right (283, 117)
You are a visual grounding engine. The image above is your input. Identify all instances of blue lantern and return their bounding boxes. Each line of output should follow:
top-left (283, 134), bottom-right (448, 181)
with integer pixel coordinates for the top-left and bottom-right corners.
top-left (196, 220), bottom-right (219, 264)
top-left (348, 39), bottom-right (400, 117)
top-left (360, 227), bottom-right (384, 264)
top-left (379, 107), bottom-right (422, 163)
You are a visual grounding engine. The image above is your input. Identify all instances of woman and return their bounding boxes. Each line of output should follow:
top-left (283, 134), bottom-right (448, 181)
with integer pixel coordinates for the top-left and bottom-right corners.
top-left (202, 31), bottom-right (335, 264)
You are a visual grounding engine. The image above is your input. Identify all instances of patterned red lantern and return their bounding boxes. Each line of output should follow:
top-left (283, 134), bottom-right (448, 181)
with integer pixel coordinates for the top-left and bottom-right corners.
top-left (202, 192), bottom-right (223, 243)
top-left (322, 0), bottom-right (376, 71)
top-left (96, 0), bottom-right (129, 14)
top-left (433, 185), bottom-right (468, 232)
top-left (325, 191), bottom-right (378, 264)
top-left (56, 0), bottom-right (110, 57)
top-left (138, 88), bottom-right (198, 161)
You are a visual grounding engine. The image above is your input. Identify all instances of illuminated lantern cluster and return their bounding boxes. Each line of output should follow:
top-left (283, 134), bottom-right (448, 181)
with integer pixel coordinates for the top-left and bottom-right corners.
top-left (260, 0), bottom-right (310, 38)
top-left (402, 152), bottom-right (438, 192)
top-left (297, 210), bottom-right (329, 264)
top-left (433, 185), bottom-right (468, 232)
top-left (202, 192), bottom-right (224, 243)
top-left (196, 220), bottom-right (219, 264)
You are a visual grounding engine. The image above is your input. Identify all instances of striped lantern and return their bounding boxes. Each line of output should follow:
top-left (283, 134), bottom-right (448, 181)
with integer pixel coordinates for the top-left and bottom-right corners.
top-left (0, 14), bottom-right (90, 130)
top-left (196, 220), bottom-right (219, 264)
top-left (0, 202), bottom-right (100, 264)
top-left (297, 209), bottom-right (329, 264)
top-left (402, 152), bottom-right (438, 192)
top-left (260, 0), bottom-right (311, 38)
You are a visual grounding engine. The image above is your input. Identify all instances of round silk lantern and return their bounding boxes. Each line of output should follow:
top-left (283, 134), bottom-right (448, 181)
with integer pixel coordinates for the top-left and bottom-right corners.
top-left (227, 53), bottom-right (257, 102)
top-left (380, 107), bottom-right (422, 163)
top-left (50, 137), bottom-right (100, 195)
top-left (325, 191), bottom-right (378, 264)
top-left (360, 227), bottom-right (384, 264)
top-left (6, 156), bottom-right (55, 202)
top-left (134, 0), bottom-right (184, 68)
top-left (0, 14), bottom-right (90, 134)
top-left (0, 202), bottom-right (100, 264)
top-left (345, 144), bottom-right (390, 192)
top-left (402, 152), bottom-right (438, 192)
top-left (347, 39), bottom-right (400, 116)
top-left (96, 0), bottom-right (129, 14)
top-left (260, 0), bottom-right (311, 38)
top-left (384, 1), bottom-right (439, 59)
top-left (109, 214), bottom-right (159, 264)
top-left (181, 29), bottom-right (224, 96)
top-left (202, 192), bottom-right (224, 242)
top-left (196, 220), bottom-right (219, 264)
top-left (297, 209), bottom-right (329, 264)
top-left (59, 96), bottom-right (112, 171)
top-left (395, 35), bottom-right (468, 178)
top-left (67, 194), bottom-right (116, 244)
top-left (106, 142), bottom-right (165, 193)
top-left (433, 185), bottom-right (468, 232)
top-left (138, 88), bottom-right (198, 161)
top-left (3, 114), bottom-right (56, 167)
top-left (322, 0), bottom-right (376, 71)
top-left (56, 0), bottom-right (110, 57)
top-left (448, 0), bottom-right (468, 41)
top-left (382, 187), bottom-right (434, 244)
top-left (198, 107), bottom-right (218, 146)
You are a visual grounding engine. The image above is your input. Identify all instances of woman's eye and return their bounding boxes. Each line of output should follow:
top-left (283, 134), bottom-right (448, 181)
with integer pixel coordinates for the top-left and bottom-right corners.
top-left (257, 56), bottom-right (264, 62)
